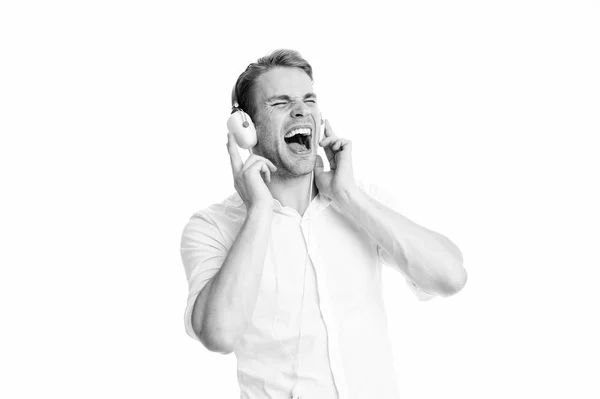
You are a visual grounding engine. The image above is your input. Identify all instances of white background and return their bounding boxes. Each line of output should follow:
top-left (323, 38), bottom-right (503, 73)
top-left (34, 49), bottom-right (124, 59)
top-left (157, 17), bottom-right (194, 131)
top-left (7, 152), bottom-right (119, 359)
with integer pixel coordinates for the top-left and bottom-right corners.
top-left (1, 0), bottom-right (598, 398)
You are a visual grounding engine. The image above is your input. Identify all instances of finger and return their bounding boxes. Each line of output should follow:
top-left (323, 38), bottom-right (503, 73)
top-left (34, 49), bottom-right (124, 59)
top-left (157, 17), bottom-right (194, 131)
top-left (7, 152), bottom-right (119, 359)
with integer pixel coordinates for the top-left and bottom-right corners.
top-left (326, 137), bottom-right (350, 152)
top-left (242, 154), bottom-right (277, 173)
top-left (334, 139), bottom-right (352, 154)
top-left (319, 136), bottom-right (349, 147)
top-left (320, 137), bottom-right (343, 165)
top-left (243, 159), bottom-right (271, 182)
top-left (314, 154), bottom-right (325, 176)
top-left (261, 162), bottom-right (271, 183)
top-left (323, 142), bottom-right (336, 169)
top-left (227, 132), bottom-right (243, 174)
top-left (319, 137), bottom-right (335, 147)
top-left (332, 139), bottom-right (344, 152)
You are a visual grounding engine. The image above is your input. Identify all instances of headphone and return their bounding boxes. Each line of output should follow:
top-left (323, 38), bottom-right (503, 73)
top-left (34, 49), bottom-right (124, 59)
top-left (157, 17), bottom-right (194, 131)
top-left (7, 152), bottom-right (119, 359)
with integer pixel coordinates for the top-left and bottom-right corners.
top-left (227, 102), bottom-right (257, 150)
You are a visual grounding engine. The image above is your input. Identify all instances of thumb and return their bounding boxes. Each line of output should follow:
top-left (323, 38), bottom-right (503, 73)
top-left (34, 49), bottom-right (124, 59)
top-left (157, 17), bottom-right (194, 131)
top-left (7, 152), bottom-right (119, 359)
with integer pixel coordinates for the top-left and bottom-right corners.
top-left (314, 155), bottom-right (324, 176)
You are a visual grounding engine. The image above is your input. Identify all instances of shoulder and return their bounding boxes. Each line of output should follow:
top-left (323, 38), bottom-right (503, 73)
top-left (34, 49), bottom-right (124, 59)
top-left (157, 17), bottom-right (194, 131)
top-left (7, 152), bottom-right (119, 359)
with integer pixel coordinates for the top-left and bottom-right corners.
top-left (354, 179), bottom-right (398, 206)
top-left (191, 192), bottom-right (245, 223)
top-left (355, 179), bottom-right (399, 210)
top-left (182, 192), bottom-right (246, 246)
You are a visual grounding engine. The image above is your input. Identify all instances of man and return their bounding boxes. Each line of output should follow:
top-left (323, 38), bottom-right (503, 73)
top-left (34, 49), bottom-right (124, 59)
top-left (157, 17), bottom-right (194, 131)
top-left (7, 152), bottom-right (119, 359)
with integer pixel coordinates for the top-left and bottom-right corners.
top-left (180, 49), bottom-right (467, 399)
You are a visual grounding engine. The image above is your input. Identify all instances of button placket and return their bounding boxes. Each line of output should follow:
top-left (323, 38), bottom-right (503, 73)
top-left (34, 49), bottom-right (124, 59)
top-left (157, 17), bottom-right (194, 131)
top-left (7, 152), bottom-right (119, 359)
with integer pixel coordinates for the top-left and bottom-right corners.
top-left (303, 220), bottom-right (350, 399)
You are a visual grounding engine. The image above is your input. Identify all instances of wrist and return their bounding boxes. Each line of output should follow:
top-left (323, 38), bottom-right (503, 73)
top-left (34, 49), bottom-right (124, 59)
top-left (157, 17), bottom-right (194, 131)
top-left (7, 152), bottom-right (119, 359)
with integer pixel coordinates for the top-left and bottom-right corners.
top-left (248, 202), bottom-right (274, 217)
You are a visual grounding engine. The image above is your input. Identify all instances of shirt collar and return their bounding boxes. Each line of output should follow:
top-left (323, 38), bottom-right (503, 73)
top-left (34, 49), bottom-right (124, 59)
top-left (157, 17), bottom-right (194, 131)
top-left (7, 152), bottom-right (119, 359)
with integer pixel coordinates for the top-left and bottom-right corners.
top-left (231, 191), bottom-right (332, 218)
top-left (272, 192), bottom-right (331, 218)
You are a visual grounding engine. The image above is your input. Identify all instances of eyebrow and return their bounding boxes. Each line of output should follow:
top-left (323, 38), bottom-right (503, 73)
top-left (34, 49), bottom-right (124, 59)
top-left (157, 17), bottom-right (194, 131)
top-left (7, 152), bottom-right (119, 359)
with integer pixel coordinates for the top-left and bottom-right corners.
top-left (267, 93), bottom-right (317, 103)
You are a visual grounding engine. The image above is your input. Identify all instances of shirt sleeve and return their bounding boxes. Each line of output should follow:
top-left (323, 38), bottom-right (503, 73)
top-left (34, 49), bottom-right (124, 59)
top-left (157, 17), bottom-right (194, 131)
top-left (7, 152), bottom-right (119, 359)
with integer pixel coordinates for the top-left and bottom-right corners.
top-left (356, 180), bottom-right (436, 302)
top-left (180, 212), bottom-right (229, 341)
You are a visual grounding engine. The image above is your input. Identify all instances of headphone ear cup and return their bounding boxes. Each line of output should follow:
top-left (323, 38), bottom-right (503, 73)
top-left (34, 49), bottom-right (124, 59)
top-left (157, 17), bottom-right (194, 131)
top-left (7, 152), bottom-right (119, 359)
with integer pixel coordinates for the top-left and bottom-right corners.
top-left (227, 110), bottom-right (257, 149)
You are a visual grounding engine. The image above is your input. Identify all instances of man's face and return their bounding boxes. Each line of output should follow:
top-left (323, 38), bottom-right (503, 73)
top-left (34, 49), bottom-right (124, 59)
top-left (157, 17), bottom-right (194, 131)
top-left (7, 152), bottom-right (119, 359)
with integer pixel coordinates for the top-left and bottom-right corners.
top-left (252, 67), bottom-right (321, 179)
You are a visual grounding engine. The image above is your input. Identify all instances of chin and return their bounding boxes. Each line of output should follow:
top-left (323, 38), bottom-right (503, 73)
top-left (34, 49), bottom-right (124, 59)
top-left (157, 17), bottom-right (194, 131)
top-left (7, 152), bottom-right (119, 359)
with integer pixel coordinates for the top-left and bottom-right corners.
top-left (289, 159), bottom-right (316, 176)
top-left (276, 158), bottom-right (313, 178)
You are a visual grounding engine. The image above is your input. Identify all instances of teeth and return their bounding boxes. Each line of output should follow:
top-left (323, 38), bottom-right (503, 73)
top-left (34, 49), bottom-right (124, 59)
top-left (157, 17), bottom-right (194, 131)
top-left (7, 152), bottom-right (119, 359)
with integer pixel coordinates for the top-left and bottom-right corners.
top-left (285, 127), bottom-right (311, 138)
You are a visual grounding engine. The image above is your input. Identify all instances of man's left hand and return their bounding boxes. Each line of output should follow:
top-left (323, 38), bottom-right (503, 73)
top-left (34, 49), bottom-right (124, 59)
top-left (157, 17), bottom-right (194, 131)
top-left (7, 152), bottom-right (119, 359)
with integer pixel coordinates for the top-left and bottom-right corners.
top-left (314, 120), bottom-right (357, 203)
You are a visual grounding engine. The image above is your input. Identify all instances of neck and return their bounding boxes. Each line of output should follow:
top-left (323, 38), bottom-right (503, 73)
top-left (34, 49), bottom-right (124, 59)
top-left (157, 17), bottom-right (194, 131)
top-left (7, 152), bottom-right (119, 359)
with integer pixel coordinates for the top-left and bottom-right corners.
top-left (267, 172), bottom-right (318, 215)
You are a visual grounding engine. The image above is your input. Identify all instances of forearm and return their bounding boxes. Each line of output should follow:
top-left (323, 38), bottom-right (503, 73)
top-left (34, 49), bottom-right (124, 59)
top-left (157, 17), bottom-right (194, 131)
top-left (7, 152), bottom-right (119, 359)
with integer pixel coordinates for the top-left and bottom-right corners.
top-left (337, 187), bottom-right (466, 296)
top-left (193, 206), bottom-right (273, 352)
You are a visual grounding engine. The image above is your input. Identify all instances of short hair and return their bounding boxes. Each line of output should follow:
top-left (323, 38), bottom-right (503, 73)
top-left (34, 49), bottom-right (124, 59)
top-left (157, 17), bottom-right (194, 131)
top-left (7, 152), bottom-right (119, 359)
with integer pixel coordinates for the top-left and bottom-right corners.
top-left (232, 49), bottom-right (313, 122)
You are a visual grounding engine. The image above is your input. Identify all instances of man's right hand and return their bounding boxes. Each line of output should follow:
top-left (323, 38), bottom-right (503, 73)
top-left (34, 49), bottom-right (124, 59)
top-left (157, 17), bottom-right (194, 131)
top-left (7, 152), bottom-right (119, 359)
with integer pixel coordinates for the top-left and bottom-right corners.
top-left (227, 132), bottom-right (277, 210)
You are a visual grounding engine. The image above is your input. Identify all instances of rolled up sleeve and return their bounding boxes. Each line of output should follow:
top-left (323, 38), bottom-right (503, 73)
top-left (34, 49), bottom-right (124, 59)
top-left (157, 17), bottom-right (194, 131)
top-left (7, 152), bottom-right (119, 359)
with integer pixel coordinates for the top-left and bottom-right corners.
top-left (180, 212), bottom-right (228, 341)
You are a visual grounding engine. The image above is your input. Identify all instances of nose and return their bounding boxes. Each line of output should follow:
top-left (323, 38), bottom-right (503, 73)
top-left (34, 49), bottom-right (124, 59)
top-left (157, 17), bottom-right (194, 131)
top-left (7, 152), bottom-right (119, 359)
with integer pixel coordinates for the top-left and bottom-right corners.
top-left (290, 99), bottom-right (311, 118)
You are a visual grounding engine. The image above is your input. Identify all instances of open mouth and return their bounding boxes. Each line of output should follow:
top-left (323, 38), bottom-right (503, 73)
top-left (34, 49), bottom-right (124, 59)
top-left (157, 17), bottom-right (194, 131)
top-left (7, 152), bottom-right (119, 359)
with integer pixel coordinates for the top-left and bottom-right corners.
top-left (284, 127), bottom-right (312, 152)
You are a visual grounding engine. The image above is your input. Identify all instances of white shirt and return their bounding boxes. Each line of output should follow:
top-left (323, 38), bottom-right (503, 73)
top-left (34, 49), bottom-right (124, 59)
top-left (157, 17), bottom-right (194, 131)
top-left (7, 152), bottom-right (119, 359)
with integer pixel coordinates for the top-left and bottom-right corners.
top-left (180, 182), bottom-right (435, 399)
